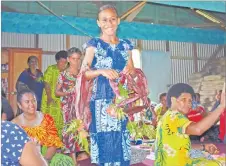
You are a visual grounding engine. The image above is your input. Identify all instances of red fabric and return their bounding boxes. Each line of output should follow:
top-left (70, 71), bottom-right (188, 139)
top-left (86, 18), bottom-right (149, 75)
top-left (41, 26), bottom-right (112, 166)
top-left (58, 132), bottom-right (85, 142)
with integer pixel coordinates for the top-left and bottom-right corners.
top-left (109, 68), bottom-right (150, 109)
top-left (74, 67), bottom-right (93, 130)
top-left (219, 109), bottom-right (226, 141)
top-left (74, 68), bottom-right (149, 129)
top-left (187, 106), bottom-right (205, 122)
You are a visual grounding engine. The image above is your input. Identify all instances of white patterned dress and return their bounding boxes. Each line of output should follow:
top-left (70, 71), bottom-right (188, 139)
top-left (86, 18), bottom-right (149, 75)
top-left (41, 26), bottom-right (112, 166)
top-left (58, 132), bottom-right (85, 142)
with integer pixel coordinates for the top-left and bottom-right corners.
top-left (83, 38), bottom-right (134, 166)
top-left (1, 121), bottom-right (30, 166)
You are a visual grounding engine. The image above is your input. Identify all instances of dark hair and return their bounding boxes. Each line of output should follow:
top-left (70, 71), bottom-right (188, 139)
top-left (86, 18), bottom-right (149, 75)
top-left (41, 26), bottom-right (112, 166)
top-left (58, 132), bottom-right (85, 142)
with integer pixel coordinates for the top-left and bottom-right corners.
top-left (27, 56), bottom-right (38, 64)
top-left (97, 4), bottom-right (118, 20)
top-left (219, 90), bottom-right (222, 94)
top-left (67, 47), bottom-right (82, 57)
top-left (159, 93), bottom-right (167, 101)
top-left (17, 89), bottom-right (36, 104)
top-left (55, 50), bottom-right (68, 61)
top-left (166, 83), bottom-right (195, 108)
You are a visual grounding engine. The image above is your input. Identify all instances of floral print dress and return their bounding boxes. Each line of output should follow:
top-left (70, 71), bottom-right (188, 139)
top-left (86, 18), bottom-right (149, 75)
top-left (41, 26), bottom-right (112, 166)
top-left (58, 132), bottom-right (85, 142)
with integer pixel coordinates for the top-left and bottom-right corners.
top-left (57, 70), bottom-right (78, 154)
top-left (83, 38), bottom-right (134, 166)
top-left (154, 110), bottom-right (225, 166)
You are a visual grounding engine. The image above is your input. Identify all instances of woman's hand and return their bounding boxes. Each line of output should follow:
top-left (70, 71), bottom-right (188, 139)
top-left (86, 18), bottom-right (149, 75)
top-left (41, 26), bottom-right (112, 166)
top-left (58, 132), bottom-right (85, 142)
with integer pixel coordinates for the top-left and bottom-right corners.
top-left (100, 69), bottom-right (119, 80)
top-left (204, 144), bottom-right (219, 154)
top-left (47, 96), bottom-right (54, 106)
top-left (79, 130), bottom-right (88, 138)
top-left (106, 107), bottom-right (117, 118)
top-left (123, 65), bottom-right (134, 75)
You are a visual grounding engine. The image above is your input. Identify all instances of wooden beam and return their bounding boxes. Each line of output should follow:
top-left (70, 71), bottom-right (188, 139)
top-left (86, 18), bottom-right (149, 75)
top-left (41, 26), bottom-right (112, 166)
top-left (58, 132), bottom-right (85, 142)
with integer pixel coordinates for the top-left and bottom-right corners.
top-left (182, 23), bottom-right (220, 28)
top-left (66, 35), bottom-right (70, 49)
top-left (185, 9), bottom-right (214, 24)
top-left (192, 43), bottom-right (198, 72)
top-left (35, 34), bottom-right (39, 48)
top-left (224, 45), bottom-right (226, 57)
top-left (43, 51), bottom-right (57, 55)
top-left (170, 56), bottom-right (208, 61)
top-left (166, 41), bottom-right (169, 52)
top-left (193, 9), bottom-right (226, 31)
top-left (120, 1), bottom-right (147, 20)
top-left (125, 3), bottom-right (146, 22)
top-left (137, 40), bottom-right (142, 50)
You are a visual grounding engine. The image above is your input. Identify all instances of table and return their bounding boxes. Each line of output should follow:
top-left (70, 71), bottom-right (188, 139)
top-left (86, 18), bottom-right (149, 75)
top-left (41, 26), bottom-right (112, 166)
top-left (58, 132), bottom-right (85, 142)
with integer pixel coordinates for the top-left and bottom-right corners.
top-left (78, 143), bottom-right (225, 166)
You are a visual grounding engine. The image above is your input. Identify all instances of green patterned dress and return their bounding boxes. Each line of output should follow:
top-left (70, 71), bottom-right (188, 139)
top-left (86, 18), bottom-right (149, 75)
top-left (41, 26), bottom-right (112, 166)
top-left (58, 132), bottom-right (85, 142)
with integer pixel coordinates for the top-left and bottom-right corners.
top-left (41, 65), bottom-right (64, 138)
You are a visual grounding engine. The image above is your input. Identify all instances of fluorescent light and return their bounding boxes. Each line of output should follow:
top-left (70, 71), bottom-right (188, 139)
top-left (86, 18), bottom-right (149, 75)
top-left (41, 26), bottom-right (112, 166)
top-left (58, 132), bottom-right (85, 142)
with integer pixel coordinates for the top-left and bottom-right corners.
top-left (195, 10), bottom-right (221, 24)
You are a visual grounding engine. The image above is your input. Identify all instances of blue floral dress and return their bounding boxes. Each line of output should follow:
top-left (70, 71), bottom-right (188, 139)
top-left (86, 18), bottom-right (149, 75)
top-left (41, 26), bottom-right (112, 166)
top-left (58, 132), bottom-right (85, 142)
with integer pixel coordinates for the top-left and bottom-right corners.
top-left (83, 38), bottom-right (134, 166)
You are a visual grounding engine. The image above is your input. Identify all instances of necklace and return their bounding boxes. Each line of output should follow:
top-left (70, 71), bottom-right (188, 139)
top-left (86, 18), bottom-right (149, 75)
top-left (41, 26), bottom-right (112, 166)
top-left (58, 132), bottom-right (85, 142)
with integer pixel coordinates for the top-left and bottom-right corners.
top-left (65, 70), bottom-right (77, 81)
top-left (20, 111), bottom-right (43, 127)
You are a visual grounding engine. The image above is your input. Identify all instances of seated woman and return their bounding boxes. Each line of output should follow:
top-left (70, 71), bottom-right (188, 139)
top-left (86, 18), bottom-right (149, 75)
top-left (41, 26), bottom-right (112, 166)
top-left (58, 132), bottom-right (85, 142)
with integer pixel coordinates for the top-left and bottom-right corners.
top-left (12, 89), bottom-right (74, 166)
top-left (143, 98), bottom-right (157, 126)
top-left (1, 121), bottom-right (48, 166)
top-left (154, 92), bottom-right (168, 122)
top-left (155, 83), bottom-right (225, 166)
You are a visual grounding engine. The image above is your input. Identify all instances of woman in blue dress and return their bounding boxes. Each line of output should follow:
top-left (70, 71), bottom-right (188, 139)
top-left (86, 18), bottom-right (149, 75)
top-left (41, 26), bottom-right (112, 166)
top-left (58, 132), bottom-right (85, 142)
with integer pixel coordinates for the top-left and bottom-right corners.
top-left (16, 56), bottom-right (44, 111)
top-left (82, 4), bottom-right (135, 166)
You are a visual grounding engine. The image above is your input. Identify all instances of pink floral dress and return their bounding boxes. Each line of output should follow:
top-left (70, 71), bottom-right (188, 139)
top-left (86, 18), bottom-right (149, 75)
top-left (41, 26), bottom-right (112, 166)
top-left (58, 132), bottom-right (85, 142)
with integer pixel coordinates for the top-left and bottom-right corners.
top-left (57, 70), bottom-right (79, 154)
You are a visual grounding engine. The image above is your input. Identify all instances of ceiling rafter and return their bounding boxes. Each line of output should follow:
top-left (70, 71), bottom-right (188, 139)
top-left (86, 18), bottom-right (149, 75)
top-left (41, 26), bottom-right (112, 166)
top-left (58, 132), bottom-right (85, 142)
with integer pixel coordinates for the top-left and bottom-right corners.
top-left (187, 8), bottom-right (226, 31)
top-left (125, 3), bottom-right (146, 22)
top-left (182, 23), bottom-right (221, 28)
top-left (120, 1), bottom-right (147, 21)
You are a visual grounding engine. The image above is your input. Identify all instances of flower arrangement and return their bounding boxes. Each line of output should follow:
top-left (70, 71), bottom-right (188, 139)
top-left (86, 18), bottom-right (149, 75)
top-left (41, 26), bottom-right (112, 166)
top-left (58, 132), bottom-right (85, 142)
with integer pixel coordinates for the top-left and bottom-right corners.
top-left (107, 77), bottom-right (131, 119)
top-left (127, 121), bottom-right (156, 140)
top-left (66, 119), bottom-right (89, 154)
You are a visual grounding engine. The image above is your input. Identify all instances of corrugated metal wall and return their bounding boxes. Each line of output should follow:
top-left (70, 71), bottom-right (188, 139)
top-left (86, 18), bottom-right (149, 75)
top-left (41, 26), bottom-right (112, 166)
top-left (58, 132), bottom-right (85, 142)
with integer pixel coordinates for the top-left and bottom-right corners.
top-left (70, 35), bottom-right (91, 50)
top-left (2, 32), bottom-right (35, 48)
top-left (141, 40), bottom-right (166, 51)
top-left (41, 53), bottom-right (56, 72)
top-left (2, 32), bottom-right (224, 83)
top-left (38, 34), bottom-right (66, 51)
top-left (169, 41), bottom-right (194, 84)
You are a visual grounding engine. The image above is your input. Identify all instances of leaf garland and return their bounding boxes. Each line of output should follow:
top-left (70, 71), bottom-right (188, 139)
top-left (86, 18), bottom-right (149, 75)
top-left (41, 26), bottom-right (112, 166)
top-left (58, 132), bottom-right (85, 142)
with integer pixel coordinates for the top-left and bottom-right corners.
top-left (127, 121), bottom-right (156, 140)
top-left (66, 119), bottom-right (89, 154)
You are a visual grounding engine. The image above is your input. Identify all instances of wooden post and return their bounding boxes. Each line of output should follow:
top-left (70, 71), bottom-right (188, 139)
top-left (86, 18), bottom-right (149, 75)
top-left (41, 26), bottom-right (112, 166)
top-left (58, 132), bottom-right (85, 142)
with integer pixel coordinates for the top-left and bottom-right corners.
top-left (224, 45), bottom-right (226, 57)
top-left (192, 43), bottom-right (198, 72)
top-left (166, 41), bottom-right (169, 52)
top-left (66, 35), bottom-right (70, 49)
top-left (35, 34), bottom-right (39, 48)
top-left (137, 40), bottom-right (142, 50)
